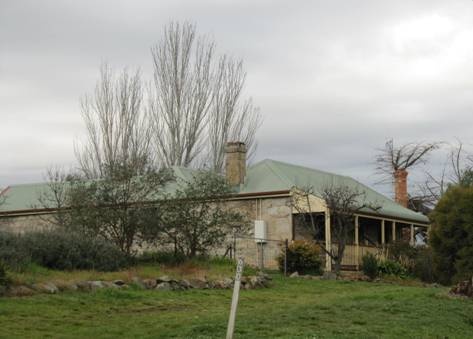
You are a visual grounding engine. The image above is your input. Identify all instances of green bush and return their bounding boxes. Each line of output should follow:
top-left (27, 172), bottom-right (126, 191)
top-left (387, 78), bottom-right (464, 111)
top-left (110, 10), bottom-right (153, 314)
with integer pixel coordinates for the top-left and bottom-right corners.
top-left (136, 250), bottom-right (186, 266)
top-left (0, 260), bottom-right (10, 289)
top-left (361, 253), bottom-right (378, 280)
top-left (278, 240), bottom-right (322, 275)
top-left (413, 247), bottom-right (435, 283)
top-left (0, 230), bottom-right (129, 272)
top-left (378, 259), bottom-right (408, 278)
top-left (0, 232), bottom-right (32, 271)
top-left (387, 240), bottom-right (417, 271)
top-left (430, 185), bottom-right (473, 285)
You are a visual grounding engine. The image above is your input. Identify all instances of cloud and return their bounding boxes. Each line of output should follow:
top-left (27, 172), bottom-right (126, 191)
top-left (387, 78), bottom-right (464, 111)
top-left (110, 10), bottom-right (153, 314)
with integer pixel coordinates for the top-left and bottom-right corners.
top-left (1, 0), bottom-right (473, 200)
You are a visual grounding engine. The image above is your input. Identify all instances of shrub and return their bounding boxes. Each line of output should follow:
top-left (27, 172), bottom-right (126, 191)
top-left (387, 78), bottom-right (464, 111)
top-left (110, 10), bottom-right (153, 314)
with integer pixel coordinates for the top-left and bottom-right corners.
top-left (0, 260), bottom-right (10, 289)
top-left (0, 230), bottom-right (129, 272)
top-left (361, 253), bottom-right (378, 280)
top-left (378, 259), bottom-right (408, 278)
top-left (413, 247), bottom-right (435, 283)
top-left (278, 240), bottom-right (322, 275)
top-left (430, 185), bottom-right (473, 285)
top-left (387, 241), bottom-right (418, 271)
top-left (136, 250), bottom-right (186, 266)
top-left (0, 231), bottom-right (32, 271)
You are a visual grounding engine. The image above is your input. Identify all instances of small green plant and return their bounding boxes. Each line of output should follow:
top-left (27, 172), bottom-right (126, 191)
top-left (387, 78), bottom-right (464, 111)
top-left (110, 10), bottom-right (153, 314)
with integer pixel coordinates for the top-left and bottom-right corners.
top-left (378, 259), bottom-right (408, 278)
top-left (278, 240), bottom-right (322, 275)
top-left (361, 253), bottom-right (379, 280)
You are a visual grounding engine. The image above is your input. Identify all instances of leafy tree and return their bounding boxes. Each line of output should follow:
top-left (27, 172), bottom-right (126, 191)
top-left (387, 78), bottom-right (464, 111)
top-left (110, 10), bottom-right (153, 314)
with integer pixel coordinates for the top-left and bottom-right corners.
top-left (65, 162), bottom-right (172, 256)
top-left (160, 171), bottom-right (248, 257)
top-left (430, 185), bottom-right (473, 284)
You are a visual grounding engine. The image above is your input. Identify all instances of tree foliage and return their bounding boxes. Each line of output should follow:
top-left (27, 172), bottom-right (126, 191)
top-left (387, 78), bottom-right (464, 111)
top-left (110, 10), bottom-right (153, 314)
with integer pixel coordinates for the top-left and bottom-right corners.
top-left (65, 163), bottom-right (172, 256)
top-left (160, 171), bottom-right (248, 257)
top-left (430, 185), bottom-right (473, 285)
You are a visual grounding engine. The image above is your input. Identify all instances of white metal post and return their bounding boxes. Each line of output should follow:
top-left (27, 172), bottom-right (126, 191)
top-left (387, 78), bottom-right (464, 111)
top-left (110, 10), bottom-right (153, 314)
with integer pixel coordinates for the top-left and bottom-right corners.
top-left (325, 208), bottom-right (332, 272)
top-left (226, 257), bottom-right (244, 339)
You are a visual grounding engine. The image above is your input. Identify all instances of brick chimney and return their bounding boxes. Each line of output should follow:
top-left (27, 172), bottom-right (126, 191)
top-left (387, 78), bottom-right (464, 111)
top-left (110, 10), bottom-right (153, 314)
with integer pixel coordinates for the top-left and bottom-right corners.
top-left (394, 169), bottom-right (408, 208)
top-left (225, 142), bottom-right (246, 187)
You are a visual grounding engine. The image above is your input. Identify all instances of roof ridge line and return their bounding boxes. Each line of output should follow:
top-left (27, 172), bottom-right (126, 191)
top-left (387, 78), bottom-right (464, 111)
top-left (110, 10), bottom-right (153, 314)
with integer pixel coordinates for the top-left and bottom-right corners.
top-left (264, 160), bottom-right (294, 188)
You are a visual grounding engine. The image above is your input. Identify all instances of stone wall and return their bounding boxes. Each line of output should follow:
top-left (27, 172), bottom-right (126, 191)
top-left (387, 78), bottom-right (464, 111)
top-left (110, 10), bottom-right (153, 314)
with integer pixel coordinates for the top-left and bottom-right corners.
top-left (226, 196), bottom-right (293, 269)
top-left (0, 195), bottom-right (295, 269)
top-left (0, 214), bottom-right (53, 234)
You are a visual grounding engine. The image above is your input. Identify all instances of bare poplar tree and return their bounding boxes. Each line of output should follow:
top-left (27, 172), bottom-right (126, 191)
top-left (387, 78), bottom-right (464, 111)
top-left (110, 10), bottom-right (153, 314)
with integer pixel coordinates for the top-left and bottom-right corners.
top-left (207, 57), bottom-right (261, 171)
top-left (149, 21), bottom-right (261, 171)
top-left (75, 63), bottom-right (152, 179)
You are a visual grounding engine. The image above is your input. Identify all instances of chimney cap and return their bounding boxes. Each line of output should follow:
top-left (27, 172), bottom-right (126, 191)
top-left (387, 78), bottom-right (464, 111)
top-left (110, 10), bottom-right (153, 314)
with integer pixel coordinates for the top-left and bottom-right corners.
top-left (225, 141), bottom-right (246, 152)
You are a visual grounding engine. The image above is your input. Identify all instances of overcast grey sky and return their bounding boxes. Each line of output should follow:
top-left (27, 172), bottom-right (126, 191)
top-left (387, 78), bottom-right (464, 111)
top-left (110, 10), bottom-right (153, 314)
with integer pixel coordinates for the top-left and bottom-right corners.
top-left (1, 0), bottom-right (473, 197)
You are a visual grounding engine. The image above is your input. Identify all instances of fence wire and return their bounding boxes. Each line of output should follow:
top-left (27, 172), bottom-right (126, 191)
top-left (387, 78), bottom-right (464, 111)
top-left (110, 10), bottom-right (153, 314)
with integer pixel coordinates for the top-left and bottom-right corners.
top-left (227, 235), bottom-right (288, 273)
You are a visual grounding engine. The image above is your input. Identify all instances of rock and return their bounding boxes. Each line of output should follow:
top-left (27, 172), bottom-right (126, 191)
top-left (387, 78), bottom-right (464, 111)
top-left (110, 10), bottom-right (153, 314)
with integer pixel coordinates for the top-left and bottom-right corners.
top-left (113, 279), bottom-right (126, 286)
top-left (8, 285), bottom-right (35, 297)
top-left (249, 276), bottom-right (264, 289)
top-left (64, 283), bottom-right (79, 291)
top-left (321, 272), bottom-right (337, 280)
top-left (131, 277), bottom-right (145, 289)
top-left (450, 279), bottom-right (473, 298)
top-left (179, 279), bottom-right (192, 289)
top-left (54, 281), bottom-right (78, 292)
top-left (257, 271), bottom-right (272, 280)
top-left (188, 279), bottom-right (208, 289)
top-left (89, 281), bottom-right (105, 290)
top-left (76, 281), bottom-right (91, 291)
top-left (102, 281), bottom-right (118, 289)
top-left (155, 282), bottom-right (172, 291)
top-left (156, 275), bottom-right (172, 283)
top-left (142, 278), bottom-right (157, 289)
top-left (289, 272), bottom-right (299, 278)
top-left (222, 278), bottom-right (233, 289)
top-left (32, 282), bottom-right (58, 294)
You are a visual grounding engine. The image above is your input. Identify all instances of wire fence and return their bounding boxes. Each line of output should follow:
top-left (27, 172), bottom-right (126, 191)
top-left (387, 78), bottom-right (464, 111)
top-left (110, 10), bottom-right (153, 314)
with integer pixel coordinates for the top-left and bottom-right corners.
top-left (225, 235), bottom-right (288, 274)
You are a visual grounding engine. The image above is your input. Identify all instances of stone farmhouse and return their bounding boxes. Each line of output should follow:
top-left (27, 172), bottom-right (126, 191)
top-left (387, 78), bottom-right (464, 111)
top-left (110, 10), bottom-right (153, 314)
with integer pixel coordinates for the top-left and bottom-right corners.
top-left (0, 142), bottom-right (430, 271)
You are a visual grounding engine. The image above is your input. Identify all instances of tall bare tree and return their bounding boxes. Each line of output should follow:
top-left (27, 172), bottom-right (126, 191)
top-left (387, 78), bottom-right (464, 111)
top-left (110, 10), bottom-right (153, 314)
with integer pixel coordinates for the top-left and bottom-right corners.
top-left (420, 140), bottom-right (473, 206)
top-left (149, 21), bottom-right (261, 171)
top-left (75, 63), bottom-right (152, 179)
top-left (375, 139), bottom-right (440, 183)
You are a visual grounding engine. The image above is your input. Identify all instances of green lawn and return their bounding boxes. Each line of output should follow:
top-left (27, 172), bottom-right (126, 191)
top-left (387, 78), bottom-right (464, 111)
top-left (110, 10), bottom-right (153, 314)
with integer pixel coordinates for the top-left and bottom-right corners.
top-left (1, 275), bottom-right (472, 338)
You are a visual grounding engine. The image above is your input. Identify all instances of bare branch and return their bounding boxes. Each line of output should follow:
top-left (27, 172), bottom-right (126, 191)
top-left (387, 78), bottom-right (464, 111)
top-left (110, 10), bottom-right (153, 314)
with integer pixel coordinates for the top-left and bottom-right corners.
top-left (375, 139), bottom-right (440, 184)
top-left (149, 21), bottom-right (261, 171)
top-left (75, 63), bottom-right (152, 179)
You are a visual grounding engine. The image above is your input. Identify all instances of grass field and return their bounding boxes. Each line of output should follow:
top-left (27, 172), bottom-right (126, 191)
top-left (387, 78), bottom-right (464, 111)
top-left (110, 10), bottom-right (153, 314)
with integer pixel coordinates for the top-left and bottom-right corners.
top-left (1, 274), bottom-right (473, 338)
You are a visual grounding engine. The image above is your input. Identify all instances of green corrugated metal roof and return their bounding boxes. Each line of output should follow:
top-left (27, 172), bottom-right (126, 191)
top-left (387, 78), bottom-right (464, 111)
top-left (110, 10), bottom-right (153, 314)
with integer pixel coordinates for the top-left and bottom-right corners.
top-left (0, 182), bottom-right (50, 212)
top-left (0, 159), bottom-right (430, 224)
top-left (239, 159), bottom-right (429, 224)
